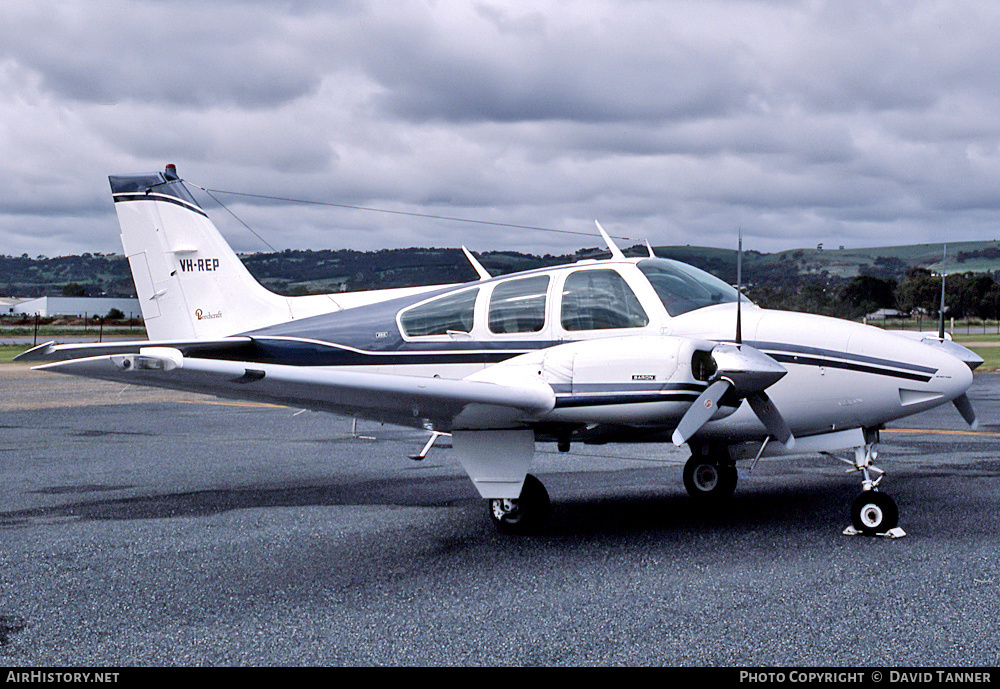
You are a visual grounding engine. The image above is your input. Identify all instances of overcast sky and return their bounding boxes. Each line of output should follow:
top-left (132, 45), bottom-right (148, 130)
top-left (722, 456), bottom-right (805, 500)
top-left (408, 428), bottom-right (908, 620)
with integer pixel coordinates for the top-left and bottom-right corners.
top-left (3, 0), bottom-right (1000, 259)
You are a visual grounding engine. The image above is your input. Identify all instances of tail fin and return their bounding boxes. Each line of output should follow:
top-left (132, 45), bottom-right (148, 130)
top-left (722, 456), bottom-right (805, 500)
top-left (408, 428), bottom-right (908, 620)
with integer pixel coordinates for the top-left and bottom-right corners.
top-left (111, 165), bottom-right (303, 340)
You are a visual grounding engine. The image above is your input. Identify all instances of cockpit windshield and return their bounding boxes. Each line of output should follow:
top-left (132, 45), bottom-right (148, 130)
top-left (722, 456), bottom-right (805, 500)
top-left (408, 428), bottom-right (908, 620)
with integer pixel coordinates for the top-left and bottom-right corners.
top-left (637, 258), bottom-right (745, 317)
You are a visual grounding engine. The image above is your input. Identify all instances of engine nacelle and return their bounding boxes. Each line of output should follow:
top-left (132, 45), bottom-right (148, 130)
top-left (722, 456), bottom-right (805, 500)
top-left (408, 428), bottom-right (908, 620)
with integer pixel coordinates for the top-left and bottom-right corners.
top-left (469, 335), bottom-right (730, 426)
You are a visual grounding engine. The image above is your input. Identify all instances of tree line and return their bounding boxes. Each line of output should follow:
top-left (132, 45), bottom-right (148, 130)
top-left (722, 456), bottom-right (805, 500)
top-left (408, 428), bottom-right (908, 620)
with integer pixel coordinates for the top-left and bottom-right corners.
top-left (748, 269), bottom-right (1000, 322)
top-left (4, 247), bottom-right (1000, 322)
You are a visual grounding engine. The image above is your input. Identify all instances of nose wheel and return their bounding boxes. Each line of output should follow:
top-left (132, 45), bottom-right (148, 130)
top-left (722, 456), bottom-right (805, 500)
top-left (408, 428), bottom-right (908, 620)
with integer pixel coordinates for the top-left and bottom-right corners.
top-left (850, 491), bottom-right (899, 536)
top-left (838, 434), bottom-right (905, 538)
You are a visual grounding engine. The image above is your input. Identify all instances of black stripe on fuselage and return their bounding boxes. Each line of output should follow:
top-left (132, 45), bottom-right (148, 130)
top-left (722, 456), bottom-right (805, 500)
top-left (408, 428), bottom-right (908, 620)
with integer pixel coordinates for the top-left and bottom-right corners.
top-left (556, 395), bottom-right (702, 408)
top-left (554, 391), bottom-right (703, 408)
top-left (766, 353), bottom-right (932, 383)
top-left (750, 340), bottom-right (936, 383)
top-left (751, 340), bottom-right (936, 375)
top-left (196, 336), bottom-right (551, 367)
top-left (194, 335), bottom-right (937, 384)
top-left (551, 381), bottom-right (705, 408)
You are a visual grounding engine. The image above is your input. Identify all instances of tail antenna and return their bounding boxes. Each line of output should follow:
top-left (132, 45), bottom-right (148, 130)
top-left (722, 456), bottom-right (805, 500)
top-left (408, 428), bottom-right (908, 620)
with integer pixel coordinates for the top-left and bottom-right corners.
top-left (938, 243), bottom-right (947, 339)
top-left (736, 228), bottom-right (743, 346)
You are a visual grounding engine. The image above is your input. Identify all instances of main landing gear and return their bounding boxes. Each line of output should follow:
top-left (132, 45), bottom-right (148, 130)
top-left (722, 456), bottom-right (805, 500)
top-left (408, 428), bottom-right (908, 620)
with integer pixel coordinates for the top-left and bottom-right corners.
top-left (683, 449), bottom-right (737, 501)
top-left (488, 474), bottom-right (551, 535)
top-left (679, 441), bottom-right (742, 514)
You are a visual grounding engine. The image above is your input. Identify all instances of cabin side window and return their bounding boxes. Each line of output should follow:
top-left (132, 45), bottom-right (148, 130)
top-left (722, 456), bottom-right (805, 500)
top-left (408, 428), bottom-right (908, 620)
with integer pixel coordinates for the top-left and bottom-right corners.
top-left (560, 269), bottom-right (649, 331)
top-left (399, 288), bottom-right (479, 337)
top-left (488, 276), bottom-right (549, 334)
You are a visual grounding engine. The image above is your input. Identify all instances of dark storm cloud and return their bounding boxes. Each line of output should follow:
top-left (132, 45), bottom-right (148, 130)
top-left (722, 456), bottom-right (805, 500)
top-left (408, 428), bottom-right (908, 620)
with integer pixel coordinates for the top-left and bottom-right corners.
top-left (2, 0), bottom-right (1000, 258)
top-left (354, 4), bottom-right (755, 124)
top-left (1, 2), bottom-right (321, 109)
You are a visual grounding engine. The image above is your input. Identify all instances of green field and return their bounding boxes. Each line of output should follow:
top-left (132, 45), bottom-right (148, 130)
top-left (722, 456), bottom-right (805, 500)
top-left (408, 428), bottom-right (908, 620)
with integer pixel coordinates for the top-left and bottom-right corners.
top-left (0, 345), bottom-right (32, 364)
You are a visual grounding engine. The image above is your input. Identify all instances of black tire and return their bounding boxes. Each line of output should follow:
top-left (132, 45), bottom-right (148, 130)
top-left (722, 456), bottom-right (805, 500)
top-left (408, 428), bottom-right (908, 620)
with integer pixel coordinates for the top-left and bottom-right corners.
top-left (683, 457), bottom-right (737, 500)
top-left (488, 474), bottom-right (551, 535)
top-left (850, 491), bottom-right (899, 536)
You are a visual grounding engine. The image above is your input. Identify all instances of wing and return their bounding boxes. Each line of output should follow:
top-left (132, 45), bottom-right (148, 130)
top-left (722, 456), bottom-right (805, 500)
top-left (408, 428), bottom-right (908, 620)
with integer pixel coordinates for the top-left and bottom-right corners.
top-left (30, 345), bottom-right (555, 432)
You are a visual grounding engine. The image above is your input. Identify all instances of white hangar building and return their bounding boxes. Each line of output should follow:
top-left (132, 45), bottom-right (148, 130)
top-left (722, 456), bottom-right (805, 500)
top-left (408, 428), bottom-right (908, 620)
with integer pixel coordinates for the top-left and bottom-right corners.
top-left (11, 297), bottom-right (141, 319)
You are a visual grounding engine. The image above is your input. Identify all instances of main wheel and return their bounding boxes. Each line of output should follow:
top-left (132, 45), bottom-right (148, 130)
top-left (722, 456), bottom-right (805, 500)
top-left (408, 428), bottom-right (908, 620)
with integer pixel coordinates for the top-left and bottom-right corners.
top-left (488, 474), bottom-right (551, 535)
top-left (850, 491), bottom-right (899, 536)
top-left (683, 456), bottom-right (737, 500)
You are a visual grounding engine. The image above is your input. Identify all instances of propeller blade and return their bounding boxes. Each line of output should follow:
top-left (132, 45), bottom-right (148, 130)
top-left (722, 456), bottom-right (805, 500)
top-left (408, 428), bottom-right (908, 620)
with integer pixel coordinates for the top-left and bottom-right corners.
top-left (672, 379), bottom-right (732, 446)
top-left (953, 392), bottom-right (978, 430)
top-left (747, 391), bottom-right (795, 449)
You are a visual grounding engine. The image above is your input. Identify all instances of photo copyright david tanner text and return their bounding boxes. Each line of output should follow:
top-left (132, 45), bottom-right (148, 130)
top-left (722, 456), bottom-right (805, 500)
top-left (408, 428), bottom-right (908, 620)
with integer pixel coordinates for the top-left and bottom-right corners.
top-left (739, 670), bottom-right (993, 683)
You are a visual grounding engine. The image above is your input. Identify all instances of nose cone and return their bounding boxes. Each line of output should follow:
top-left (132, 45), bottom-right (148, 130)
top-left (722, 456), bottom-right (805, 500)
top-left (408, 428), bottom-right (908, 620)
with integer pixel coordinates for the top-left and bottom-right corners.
top-left (928, 342), bottom-right (975, 400)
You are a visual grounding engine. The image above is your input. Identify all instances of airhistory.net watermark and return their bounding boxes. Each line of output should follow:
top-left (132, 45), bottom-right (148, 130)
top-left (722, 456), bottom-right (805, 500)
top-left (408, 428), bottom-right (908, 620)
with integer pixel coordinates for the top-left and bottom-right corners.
top-left (5, 672), bottom-right (119, 683)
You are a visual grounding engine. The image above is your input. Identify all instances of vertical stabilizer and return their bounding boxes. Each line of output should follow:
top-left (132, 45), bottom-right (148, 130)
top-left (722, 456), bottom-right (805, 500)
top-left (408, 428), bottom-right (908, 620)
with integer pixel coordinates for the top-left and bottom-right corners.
top-left (110, 166), bottom-right (295, 340)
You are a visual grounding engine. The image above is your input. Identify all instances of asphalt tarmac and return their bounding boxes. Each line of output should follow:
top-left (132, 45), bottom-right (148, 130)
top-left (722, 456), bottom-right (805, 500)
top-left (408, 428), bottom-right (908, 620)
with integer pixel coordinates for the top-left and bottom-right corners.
top-left (1, 364), bottom-right (998, 667)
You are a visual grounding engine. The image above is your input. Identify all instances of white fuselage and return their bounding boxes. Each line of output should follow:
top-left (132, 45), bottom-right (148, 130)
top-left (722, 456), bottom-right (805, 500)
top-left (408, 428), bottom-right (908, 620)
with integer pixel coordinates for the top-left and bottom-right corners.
top-left (252, 258), bottom-right (973, 443)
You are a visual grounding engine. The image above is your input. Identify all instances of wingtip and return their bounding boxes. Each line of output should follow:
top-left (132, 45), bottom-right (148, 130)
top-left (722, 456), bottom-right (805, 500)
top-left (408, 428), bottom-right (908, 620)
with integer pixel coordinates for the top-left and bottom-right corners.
top-left (12, 341), bottom-right (56, 362)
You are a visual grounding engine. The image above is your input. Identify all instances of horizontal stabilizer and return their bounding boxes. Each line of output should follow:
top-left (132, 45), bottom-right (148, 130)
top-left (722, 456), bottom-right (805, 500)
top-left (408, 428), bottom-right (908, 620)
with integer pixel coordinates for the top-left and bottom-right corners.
top-left (15, 337), bottom-right (252, 363)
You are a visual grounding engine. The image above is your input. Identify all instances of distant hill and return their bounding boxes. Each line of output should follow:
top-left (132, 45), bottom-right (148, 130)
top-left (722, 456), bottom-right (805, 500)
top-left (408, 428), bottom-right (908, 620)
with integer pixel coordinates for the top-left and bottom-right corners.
top-left (647, 240), bottom-right (1000, 285)
top-left (3, 240), bottom-right (999, 299)
top-left (748, 240), bottom-right (1000, 280)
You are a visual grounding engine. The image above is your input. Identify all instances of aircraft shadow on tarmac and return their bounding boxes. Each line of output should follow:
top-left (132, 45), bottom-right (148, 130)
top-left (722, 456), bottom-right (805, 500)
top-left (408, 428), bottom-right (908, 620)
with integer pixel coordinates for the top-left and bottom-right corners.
top-left (1, 469), bottom-right (869, 543)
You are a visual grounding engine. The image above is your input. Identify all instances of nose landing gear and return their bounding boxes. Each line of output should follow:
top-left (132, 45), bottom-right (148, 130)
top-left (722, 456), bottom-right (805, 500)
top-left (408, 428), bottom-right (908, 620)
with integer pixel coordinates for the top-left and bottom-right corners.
top-left (839, 436), bottom-right (905, 538)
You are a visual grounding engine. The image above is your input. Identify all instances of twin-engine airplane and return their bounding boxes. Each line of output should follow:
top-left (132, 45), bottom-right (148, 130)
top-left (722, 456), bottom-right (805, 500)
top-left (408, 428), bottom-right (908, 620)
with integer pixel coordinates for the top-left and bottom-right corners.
top-left (19, 166), bottom-right (983, 536)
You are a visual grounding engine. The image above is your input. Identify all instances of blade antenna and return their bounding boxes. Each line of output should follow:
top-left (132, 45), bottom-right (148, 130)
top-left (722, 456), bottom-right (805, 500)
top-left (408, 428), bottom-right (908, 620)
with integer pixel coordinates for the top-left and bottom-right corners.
top-left (938, 243), bottom-right (947, 339)
top-left (595, 220), bottom-right (626, 260)
top-left (736, 229), bottom-right (743, 346)
top-left (462, 246), bottom-right (491, 280)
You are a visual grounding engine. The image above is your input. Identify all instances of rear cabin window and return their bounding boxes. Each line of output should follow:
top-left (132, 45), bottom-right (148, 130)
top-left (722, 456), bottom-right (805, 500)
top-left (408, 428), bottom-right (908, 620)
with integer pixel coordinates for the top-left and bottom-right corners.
top-left (399, 288), bottom-right (479, 337)
top-left (488, 276), bottom-right (549, 334)
top-left (560, 269), bottom-right (649, 331)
